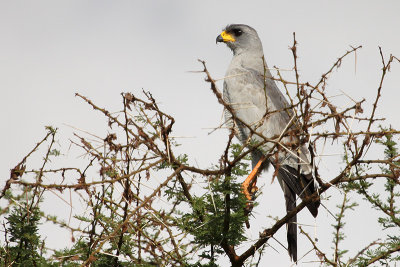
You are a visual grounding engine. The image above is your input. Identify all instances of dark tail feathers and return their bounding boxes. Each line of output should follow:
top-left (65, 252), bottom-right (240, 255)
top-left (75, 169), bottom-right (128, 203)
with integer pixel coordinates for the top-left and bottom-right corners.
top-left (283, 182), bottom-right (297, 262)
top-left (277, 164), bottom-right (320, 217)
top-left (277, 164), bottom-right (320, 262)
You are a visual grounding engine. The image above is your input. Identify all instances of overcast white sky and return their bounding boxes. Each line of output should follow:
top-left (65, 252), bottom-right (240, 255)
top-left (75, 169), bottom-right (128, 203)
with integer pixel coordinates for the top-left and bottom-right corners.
top-left (1, 1), bottom-right (400, 266)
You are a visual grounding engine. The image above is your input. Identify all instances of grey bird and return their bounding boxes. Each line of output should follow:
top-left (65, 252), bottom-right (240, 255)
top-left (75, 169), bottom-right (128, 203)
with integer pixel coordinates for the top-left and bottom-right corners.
top-left (216, 24), bottom-right (320, 262)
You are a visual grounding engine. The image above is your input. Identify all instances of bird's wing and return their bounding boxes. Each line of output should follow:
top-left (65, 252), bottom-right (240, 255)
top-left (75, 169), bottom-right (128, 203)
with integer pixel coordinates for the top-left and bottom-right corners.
top-left (256, 70), bottom-right (320, 216)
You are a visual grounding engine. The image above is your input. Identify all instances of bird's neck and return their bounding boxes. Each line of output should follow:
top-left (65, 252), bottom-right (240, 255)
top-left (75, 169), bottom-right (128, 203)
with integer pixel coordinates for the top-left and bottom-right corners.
top-left (231, 51), bottom-right (265, 72)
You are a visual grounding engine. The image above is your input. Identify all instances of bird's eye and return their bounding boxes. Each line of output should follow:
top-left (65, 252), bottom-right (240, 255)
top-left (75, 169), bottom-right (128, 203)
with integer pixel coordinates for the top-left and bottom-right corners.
top-left (233, 29), bottom-right (242, 36)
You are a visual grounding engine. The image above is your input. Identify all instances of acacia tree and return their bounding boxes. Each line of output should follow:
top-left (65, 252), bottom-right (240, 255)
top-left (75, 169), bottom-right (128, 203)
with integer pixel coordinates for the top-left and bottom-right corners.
top-left (1, 37), bottom-right (400, 266)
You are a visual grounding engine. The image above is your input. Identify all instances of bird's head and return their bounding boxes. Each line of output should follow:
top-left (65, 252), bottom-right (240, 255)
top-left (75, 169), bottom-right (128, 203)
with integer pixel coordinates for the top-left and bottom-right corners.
top-left (216, 24), bottom-right (263, 55)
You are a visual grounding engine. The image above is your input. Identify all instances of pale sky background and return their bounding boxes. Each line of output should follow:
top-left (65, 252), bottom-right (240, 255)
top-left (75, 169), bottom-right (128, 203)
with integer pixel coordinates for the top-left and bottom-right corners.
top-left (1, 1), bottom-right (400, 266)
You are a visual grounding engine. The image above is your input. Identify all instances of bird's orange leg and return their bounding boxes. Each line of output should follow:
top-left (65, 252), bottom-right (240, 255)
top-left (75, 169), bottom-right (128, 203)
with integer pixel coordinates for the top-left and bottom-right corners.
top-left (242, 156), bottom-right (266, 201)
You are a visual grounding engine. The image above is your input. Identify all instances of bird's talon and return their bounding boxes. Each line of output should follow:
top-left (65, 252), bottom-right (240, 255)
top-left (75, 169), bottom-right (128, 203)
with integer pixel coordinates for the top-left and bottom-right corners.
top-left (245, 202), bottom-right (254, 213)
top-left (250, 186), bottom-right (258, 200)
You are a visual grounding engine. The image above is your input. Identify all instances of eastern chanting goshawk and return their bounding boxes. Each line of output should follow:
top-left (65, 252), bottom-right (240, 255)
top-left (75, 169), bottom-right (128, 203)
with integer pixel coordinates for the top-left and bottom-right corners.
top-left (216, 24), bottom-right (320, 262)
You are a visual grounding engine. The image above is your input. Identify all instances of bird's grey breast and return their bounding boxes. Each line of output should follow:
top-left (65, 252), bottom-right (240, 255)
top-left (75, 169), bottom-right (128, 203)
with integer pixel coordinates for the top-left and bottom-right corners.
top-left (223, 56), bottom-right (267, 140)
top-left (223, 54), bottom-right (291, 141)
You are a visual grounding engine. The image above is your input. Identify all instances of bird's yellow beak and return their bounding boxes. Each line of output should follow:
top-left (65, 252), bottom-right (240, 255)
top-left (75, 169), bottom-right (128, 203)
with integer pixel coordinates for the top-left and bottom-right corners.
top-left (216, 31), bottom-right (236, 43)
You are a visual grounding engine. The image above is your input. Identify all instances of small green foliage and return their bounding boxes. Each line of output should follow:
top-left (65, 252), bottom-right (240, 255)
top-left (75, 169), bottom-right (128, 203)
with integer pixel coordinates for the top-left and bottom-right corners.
top-left (336, 126), bottom-right (400, 266)
top-left (176, 143), bottom-right (251, 263)
top-left (1, 198), bottom-right (48, 266)
top-left (157, 153), bottom-right (189, 169)
top-left (74, 215), bottom-right (92, 223)
top-left (230, 143), bottom-right (251, 177)
top-left (53, 239), bottom-right (120, 266)
top-left (375, 126), bottom-right (398, 159)
top-left (180, 176), bottom-right (247, 247)
top-left (49, 149), bottom-right (61, 157)
top-left (177, 153), bottom-right (189, 163)
top-left (330, 190), bottom-right (358, 263)
top-left (105, 168), bottom-right (118, 178)
top-left (45, 125), bottom-right (57, 134)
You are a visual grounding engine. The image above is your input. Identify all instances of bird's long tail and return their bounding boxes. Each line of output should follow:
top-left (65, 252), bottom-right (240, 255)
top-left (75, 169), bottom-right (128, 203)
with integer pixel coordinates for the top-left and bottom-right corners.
top-left (283, 182), bottom-right (297, 262)
top-left (277, 164), bottom-right (320, 262)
